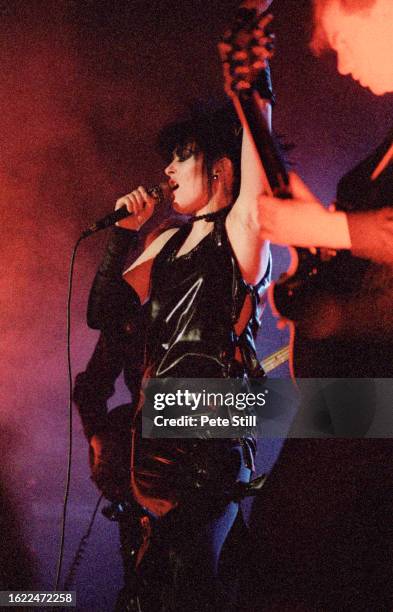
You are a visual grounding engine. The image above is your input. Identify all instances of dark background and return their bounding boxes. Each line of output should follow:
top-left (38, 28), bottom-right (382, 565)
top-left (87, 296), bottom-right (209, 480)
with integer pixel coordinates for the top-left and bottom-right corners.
top-left (1, 0), bottom-right (392, 609)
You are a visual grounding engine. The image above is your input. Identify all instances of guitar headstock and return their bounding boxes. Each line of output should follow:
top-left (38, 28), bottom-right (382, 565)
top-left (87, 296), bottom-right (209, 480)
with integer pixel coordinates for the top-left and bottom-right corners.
top-left (218, 1), bottom-right (275, 100)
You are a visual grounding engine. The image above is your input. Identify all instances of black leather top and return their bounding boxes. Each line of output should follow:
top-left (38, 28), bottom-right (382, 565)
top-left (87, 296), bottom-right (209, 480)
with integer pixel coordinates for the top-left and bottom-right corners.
top-left (143, 208), bottom-right (271, 380)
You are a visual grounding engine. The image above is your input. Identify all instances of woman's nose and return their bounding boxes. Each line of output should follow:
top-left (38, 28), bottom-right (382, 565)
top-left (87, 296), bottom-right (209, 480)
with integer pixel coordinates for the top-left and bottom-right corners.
top-left (164, 160), bottom-right (175, 176)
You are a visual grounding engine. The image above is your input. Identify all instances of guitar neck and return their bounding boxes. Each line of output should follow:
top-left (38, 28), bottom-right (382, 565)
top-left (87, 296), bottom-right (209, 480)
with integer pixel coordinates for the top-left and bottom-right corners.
top-left (219, 3), bottom-right (288, 195)
top-left (237, 91), bottom-right (290, 195)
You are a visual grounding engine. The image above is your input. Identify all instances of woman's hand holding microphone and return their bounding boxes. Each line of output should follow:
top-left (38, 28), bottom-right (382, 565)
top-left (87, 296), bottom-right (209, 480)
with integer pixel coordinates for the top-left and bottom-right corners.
top-left (115, 185), bottom-right (157, 231)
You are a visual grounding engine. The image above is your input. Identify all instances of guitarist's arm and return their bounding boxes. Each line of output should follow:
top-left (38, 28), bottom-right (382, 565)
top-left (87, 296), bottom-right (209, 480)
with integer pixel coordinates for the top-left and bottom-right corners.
top-left (258, 171), bottom-right (393, 266)
top-left (258, 171), bottom-right (352, 249)
top-left (347, 207), bottom-right (393, 266)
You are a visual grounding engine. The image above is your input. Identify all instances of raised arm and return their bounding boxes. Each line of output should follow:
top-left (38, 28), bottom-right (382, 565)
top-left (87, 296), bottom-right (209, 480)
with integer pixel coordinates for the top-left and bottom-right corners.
top-left (220, 5), bottom-right (274, 285)
top-left (226, 105), bottom-right (272, 285)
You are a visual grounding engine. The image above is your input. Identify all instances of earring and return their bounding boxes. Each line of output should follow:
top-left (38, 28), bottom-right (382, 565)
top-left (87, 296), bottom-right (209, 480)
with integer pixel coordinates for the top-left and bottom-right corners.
top-left (212, 174), bottom-right (219, 181)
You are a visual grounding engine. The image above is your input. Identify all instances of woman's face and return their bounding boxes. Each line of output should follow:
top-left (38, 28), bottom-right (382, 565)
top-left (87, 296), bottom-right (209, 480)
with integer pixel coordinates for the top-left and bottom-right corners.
top-left (322, 0), bottom-right (393, 95)
top-left (164, 143), bottom-right (209, 214)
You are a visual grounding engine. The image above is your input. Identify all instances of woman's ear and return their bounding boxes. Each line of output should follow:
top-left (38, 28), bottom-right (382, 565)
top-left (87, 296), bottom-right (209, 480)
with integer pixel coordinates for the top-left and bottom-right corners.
top-left (212, 157), bottom-right (234, 206)
top-left (212, 157), bottom-right (233, 180)
top-left (211, 157), bottom-right (235, 202)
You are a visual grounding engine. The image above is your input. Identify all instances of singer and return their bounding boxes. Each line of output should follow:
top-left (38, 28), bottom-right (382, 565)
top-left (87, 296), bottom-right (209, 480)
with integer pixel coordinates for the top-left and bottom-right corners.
top-left (87, 101), bottom-right (272, 611)
top-left (86, 28), bottom-right (274, 610)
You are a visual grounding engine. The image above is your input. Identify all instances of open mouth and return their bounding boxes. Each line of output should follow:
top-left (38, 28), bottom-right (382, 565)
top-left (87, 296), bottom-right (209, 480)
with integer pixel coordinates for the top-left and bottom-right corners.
top-left (169, 181), bottom-right (179, 191)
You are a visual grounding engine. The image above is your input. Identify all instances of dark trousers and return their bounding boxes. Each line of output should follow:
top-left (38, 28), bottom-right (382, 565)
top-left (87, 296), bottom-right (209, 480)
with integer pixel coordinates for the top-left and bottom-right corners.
top-left (118, 445), bottom-right (251, 612)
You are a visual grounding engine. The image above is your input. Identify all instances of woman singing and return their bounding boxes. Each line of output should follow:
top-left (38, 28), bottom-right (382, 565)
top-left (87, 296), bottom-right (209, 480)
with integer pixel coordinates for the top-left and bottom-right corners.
top-left (87, 93), bottom-right (273, 609)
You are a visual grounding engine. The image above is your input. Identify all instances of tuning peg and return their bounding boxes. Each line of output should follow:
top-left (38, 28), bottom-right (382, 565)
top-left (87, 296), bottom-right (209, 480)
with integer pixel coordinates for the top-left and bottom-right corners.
top-left (234, 65), bottom-right (251, 76)
top-left (253, 26), bottom-right (267, 39)
top-left (217, 42), bottom-right (232, 61)
top-left (218, 41), bottom-right (232, 53)
top-left (252, 59), bottom-right (267, 70)
top-left (239, 0), bottom-right (273, 12)
top-left (221, 28), bottom-right (233, 42)
top-left (252, 44), bottom-right (268, 55)
top-left (234, 80), bottom-right (252, 91)
top-left (233, 50), bottom-right (248, 61)
top-left (257, 12), bottom-right (274, 29)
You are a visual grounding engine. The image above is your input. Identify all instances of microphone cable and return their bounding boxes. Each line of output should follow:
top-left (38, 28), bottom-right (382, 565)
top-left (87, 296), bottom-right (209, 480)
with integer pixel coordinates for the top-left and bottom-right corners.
top-left (63, 493), bottom-right (104, 591)
top-left (54, 235), bottom-right (85, 591)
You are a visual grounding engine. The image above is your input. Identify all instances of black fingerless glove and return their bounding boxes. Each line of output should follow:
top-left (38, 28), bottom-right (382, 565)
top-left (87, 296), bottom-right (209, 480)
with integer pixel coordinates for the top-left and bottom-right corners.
top-left (87, 227), bottom-right (141, 331)
top-left (73, 330), bottom-right (127, 438)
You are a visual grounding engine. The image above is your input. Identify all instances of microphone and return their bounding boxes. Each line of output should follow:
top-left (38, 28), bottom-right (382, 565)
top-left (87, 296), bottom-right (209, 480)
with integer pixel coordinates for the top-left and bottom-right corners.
top-left (80, 182), bottom-right (172, 238)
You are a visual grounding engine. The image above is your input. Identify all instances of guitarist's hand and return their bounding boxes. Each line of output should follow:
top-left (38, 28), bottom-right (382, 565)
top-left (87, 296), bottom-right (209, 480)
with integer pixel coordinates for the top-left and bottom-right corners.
top-left (258, 172), bottom-right (351, 249)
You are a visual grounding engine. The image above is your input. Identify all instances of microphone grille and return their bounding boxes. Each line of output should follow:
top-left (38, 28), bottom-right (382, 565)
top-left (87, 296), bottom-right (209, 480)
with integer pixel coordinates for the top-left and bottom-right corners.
top-left (149, 182), bottom-right (174, 206)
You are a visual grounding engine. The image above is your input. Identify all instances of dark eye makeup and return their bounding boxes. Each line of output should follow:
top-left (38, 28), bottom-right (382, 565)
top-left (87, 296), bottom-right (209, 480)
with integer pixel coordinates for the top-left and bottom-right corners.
top-left (173, 142), bottom-right (199, 162)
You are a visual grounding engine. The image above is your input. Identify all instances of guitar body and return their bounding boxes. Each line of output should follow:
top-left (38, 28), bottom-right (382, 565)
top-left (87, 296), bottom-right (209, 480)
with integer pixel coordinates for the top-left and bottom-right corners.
top-left (273, 248), bottom-right (371, 321)
top-left (272, 250), bottom-right (370, 376)
top-left (274, 250), bottom-right (393, 377)
top-left (273, 135), bottom-right (393, 377)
